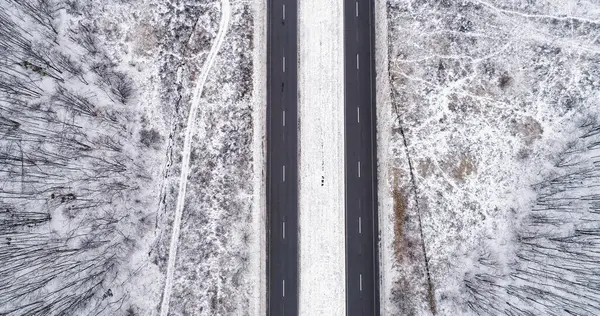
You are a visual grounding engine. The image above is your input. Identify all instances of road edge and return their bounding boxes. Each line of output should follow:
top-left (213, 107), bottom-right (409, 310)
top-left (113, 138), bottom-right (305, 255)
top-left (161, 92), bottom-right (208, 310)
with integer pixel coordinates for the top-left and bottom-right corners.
top-left (374, 0), bottom-right (394, 315)
top-left (251, 0), bottom-right (267, 314)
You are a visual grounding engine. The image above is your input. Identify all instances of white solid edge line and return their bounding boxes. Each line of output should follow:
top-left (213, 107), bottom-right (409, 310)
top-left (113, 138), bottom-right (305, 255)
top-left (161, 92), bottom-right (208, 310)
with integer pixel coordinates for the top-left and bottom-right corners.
top-left (358, 161), bottom-right (361, 178)
top-left (283, 279), bottom-right (286, 298)
top-left (283, 165), bottom-right (286, 182)
top-left (283, 221), bottom-right (286, 239)
top-left (283, 110), bottom-right (286, 126)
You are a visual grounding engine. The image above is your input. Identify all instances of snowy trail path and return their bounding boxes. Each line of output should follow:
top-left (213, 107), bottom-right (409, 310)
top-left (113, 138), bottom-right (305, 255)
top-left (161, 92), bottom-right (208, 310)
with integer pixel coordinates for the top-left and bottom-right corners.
top-left (159, 1), bottom-right (231, 315)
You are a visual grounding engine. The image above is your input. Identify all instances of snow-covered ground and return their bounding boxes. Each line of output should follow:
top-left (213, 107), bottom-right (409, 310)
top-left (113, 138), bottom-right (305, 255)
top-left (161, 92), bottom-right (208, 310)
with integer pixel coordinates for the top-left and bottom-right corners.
top-left (153, 0), bottom-right (261, 314)
top-left (251, 0), bottom-right (268, 314)
top-left (374, 0), bottom-right (395, 315)
top-left (383, 0), bottom-right (600, 315)
top-left (158, 1), bottom-right (231, 315)
top-left (298, 0), bottom-right (346, 315)
top-left (0, 0), bottom-right (168, 314)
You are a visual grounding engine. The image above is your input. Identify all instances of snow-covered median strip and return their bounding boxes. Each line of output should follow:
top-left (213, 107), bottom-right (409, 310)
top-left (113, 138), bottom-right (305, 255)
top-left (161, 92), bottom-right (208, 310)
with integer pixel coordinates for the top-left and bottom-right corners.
top-left (298, 0), bottom-right (345, 315)
top-left (158, 1), bottom-right (231, 315)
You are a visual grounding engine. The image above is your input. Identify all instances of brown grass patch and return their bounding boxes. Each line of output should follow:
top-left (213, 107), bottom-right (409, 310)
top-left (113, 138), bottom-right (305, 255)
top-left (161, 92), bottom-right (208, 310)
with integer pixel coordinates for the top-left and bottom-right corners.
top-left (392, 169), bottom-right (409, 263)
top-left (453, 155), bottom-right (476, 181)
top-left (427, 281), bottom-right (437, 315)
top-left (393, 185), bottom-right (409, 262)
top-left (391, 168), bottom-right (438, 314)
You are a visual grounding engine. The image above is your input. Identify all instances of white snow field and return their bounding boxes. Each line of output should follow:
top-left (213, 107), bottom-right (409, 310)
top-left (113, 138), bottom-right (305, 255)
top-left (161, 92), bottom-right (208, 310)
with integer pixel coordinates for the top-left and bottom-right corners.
top-left (298, 0), bottom-right (346, 315)
top-left (159, 1), bottom-right (232, 315)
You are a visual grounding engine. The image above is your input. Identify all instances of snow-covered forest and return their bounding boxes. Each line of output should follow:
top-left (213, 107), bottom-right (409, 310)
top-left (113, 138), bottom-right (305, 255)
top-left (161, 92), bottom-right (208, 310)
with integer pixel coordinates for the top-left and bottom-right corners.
top-left (0, 0), bottom-right (165, 314)
top-left (384, 0), bottom-right (600, 315)
top-left (463, 118), bottom-right (600, 315)
top-left (0, 0), bottom-right (259, 315)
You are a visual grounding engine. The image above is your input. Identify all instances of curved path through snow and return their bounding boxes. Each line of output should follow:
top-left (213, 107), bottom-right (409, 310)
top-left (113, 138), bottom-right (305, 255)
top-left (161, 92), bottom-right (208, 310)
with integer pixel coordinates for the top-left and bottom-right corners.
top-left (159, 1), bottom-right (231, 315)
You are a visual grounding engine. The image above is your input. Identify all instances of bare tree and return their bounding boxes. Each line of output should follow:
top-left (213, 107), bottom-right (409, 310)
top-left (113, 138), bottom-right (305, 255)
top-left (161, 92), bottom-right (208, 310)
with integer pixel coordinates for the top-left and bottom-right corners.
top-left (464, 119), bottom-right (600, 315)
top-left (0, 1), bottom-right (148, 315)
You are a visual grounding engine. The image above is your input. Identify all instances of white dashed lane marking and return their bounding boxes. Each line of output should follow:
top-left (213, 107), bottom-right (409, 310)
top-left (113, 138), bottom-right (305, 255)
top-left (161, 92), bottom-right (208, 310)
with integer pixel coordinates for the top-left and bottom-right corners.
top-left (359, 274), bottom-right (363, 291)
top-left (359, 216), bottom-right (362, 234)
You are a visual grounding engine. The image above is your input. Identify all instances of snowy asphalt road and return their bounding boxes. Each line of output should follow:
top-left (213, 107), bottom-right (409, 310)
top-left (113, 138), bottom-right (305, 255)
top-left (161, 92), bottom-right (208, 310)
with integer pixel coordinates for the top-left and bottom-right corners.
top-left (267, 0), bottom-right (378, 314)
top-left (267, 0), bottom-right (298, 314)
top-left (344, 0), bottom-right (380, 315)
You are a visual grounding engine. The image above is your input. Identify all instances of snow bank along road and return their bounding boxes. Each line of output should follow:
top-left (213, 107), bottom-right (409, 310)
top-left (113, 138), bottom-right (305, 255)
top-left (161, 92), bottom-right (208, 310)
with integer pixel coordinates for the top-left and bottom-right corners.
top-left (267, 0), bottom-right (299, 314)
top-left (344, 0), bottom-right (380, 315)
top-left (158, 1), bottom-right (231, 315)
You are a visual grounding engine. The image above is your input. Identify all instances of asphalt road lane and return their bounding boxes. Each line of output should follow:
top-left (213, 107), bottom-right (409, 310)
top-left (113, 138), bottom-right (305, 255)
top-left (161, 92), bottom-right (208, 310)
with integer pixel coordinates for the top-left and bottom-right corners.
top-left (344, 0), bottom-right (380, 315)
top-left (267, 0), bottom-right (298, 315)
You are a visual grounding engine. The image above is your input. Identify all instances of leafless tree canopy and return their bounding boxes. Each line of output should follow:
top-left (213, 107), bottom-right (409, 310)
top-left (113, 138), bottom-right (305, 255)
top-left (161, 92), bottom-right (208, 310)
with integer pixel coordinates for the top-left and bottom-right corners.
top-left (464, 117), bottom-right (600, 315)
top-left (0, 0), bottom-right (150, 315)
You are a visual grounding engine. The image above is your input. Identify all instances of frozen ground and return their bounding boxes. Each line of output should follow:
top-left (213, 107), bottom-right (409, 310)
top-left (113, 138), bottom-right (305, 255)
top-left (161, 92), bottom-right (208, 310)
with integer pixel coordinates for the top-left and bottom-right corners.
top-left (384, 0), bottom-right (600, 315)
top-left (297, 0), bottom-right (346, 315)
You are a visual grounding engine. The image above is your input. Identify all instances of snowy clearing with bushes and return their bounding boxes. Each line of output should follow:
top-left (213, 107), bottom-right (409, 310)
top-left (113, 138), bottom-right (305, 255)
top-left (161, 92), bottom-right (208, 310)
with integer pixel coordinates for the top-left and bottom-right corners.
top-left (382, 0), bottom-right (600, 315)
